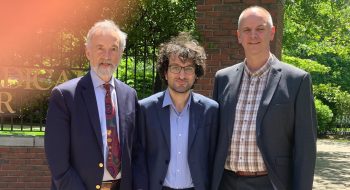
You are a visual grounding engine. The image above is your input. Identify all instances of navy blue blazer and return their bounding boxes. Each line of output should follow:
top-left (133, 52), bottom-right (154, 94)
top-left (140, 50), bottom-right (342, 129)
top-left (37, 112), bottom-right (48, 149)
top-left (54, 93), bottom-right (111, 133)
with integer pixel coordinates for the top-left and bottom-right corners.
top-left (45, 72), bottom-right (138, 190)
top-left (211, 55), bottom-right (317, 190)
top-left (133, 91), bottom-right (219, 190)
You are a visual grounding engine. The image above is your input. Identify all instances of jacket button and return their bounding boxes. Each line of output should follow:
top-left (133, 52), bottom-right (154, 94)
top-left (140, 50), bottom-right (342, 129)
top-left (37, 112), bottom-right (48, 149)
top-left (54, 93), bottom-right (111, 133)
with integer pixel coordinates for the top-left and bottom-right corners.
top-left (165, 160), bottom-right (169, 164)
top-left (96, 185), bottom-right (101, 189)
top-left (99, 163), bottom-right (104, 168)
top-left (159, 180), bottom-right (163, 185)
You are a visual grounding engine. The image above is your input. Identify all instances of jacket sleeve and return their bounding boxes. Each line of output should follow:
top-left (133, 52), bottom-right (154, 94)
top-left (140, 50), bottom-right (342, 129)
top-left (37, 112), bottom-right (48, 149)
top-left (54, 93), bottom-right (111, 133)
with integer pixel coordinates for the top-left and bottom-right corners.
top-left (45, 87), bottom-right (86, 190)
top-left (132, 102), bottom-right (149, 190)
top-left (292, 73), bottom-right (317, 190)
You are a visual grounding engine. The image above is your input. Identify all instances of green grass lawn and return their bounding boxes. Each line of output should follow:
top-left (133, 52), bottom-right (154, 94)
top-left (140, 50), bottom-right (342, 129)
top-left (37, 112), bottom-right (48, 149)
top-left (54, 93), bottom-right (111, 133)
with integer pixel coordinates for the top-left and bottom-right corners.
top-left (0, 124), bottom-right (45, 136)
top-left (0, 130), bottom-right (44, 136)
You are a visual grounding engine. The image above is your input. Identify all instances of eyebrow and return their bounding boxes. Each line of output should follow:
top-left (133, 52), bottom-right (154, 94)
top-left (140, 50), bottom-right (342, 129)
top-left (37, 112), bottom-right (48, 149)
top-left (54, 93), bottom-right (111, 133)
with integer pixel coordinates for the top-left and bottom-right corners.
top-left (241, 24), bottom-right (266, 29)
top-left (95, 44), bottom-right (119, 48)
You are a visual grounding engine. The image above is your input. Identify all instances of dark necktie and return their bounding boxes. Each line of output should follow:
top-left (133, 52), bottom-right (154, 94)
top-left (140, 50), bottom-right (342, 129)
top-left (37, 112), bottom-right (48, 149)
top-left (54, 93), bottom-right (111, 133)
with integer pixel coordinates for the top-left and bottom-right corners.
top-left (103, 83), bottom-right (121, 178)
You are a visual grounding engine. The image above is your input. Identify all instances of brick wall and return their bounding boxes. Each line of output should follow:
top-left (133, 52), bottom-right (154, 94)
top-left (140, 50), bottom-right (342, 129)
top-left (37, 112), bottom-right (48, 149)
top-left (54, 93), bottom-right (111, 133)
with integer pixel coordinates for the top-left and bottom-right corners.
top-left (194, 0), bottom-right (284, 97)
top-left (0, 137), bottom-right (50, 190)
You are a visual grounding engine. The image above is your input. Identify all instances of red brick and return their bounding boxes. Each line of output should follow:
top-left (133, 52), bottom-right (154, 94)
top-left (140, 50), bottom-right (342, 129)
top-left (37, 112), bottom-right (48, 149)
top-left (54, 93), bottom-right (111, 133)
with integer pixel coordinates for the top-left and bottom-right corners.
top-left (205, 24), bottom-right (221, 30)
top-left (243, 0), bottom-right (259, 4)
top-left (205, 0), bottom-right (223, 5)
top-left (26, 159), bottom-right (47, 165)
top-left (2, 170), bottom-right (22, 177)
top-left (222, 23), bottom-right (235, 30)
top-left (197, 5), bottom-right (214, 11)
top-left (197, 78), bottom-right (211, 85)
top-left (202, 30), bottom-right (213, 37)
top-left (196, 18), bottom-right (212, 25)
top-left (224, 0), bottom-right (240, 2)
top-left (25, 182), bottom-right (51, 188)
top-left (0, 147), bottom-right (10, 153)
top-left (213, 5), bottom-right (233, 11)
top-left (213, 30), bottom-right (233, 36)
top-left (262, 0), bottom-right (276, 3)
top-left (206, 11), bottom-right (222, 17)
top-left (1, 164), bottom-right (22, 170)
top-left (7, 182), bottom-right (25, 188)
top-left (0, 177), bottom-right (17, 182)
top-left (8, 148), bottom-right (29, 153)
top-left (28, 148), bottom-right (45, 153)
top-left (25, 170), bottom-right (51, 177)
top-left (8, 159), bottom-right (25, 164)
top-left (0, 183), bottom-right (8, 188)
top-left (18, 176), bottom-right (51, 182)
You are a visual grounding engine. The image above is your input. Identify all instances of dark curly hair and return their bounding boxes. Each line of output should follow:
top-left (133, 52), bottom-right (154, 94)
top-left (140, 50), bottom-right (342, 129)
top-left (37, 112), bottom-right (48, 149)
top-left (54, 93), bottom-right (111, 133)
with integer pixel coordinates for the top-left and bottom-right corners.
top-left (157, 32), bottom-right (206, 84)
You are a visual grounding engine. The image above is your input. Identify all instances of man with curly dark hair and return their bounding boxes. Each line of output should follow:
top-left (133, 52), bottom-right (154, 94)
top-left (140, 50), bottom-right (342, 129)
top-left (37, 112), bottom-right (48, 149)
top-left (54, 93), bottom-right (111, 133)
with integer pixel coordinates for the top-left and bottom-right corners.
top-left (133, 32), bottom-right (219, 190)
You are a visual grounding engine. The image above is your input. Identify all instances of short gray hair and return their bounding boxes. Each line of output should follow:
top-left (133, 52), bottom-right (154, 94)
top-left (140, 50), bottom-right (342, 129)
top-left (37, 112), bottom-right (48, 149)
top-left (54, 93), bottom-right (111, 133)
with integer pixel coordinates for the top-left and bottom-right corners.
top-left (85, 20), bottom-right (127, 50)
top-left (238, 6), bottom-right (274, 29)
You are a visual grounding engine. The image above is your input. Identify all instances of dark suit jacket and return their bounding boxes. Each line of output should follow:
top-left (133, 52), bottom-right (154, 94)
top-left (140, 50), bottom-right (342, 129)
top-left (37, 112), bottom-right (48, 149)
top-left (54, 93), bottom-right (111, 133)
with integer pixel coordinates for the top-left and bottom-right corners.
top-left (45, 72), bottom-right (138, 190)
top-left (133, 91), bottom-right (219, 190)
top-left (211, 55), bottom-right (317, 190)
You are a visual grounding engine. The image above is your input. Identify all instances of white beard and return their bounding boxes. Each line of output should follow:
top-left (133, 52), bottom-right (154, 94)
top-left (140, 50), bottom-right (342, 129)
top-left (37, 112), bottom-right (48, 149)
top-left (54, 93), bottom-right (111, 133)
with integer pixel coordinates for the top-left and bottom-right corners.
top-left (92, 63), bottom-right (116, 80)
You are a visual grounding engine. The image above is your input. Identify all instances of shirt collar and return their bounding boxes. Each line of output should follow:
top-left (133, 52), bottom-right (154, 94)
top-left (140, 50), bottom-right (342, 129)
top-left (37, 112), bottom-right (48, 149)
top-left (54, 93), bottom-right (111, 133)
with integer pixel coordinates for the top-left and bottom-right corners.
top-left (90, 69), bottom-right (115, 89)
top-left (244, 53), bottom-right (272, 77)
top-left (162, 89), bottom-right (192, 110)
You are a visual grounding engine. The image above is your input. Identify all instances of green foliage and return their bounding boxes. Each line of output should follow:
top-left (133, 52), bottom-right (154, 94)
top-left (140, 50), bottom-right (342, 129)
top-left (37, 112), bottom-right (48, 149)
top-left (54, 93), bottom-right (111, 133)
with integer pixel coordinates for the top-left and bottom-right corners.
top-left (284, 0), bottom-right (350, 57)
top-left (314, 98), bottom-right (333, 133)
top-left (281, 55), bottom-right (331, 85)
top-left (313, 84), bottom-right (350, 127)
top-left (122, 0), bottom-right (197, 48)
top-left (282, 55), bottom-right (330, 74)
top-left (0, 130), bottom-right (44, 136)
top-left (283, 0), bottom-right (350, 132)
top-left (312, 54), bottom-right (350, 92)
top-left (116, 57), bottom-right (156, 99)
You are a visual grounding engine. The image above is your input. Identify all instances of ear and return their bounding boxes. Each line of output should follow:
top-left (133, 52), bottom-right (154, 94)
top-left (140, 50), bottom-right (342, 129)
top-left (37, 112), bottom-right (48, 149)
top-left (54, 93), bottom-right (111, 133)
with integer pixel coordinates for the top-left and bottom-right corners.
top-left (85, 46), bottom-right (91, 60)
top-left (237, 30), bottom-right (242, 44)
top-left (270, 26), bottom-right (276, 41)
top-left (165, 72), bottom-right (168, 80)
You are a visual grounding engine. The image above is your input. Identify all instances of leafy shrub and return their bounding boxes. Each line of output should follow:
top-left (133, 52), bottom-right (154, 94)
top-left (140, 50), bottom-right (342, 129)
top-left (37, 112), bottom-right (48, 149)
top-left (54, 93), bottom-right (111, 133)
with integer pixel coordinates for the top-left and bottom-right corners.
top-left (282, 55), bottom-right (330, 74)
top-left (313, 83), bottom-right (350, 128)
top-left (314, 98), bottom-right (333, 133)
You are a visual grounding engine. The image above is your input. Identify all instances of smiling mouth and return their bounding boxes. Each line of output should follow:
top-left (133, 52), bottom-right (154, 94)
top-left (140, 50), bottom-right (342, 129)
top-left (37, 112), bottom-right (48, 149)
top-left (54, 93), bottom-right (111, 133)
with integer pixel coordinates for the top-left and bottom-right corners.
top-left (176, 80), bottom-right (188, 85)
top-left (100, 62), bottom-right (112, 66)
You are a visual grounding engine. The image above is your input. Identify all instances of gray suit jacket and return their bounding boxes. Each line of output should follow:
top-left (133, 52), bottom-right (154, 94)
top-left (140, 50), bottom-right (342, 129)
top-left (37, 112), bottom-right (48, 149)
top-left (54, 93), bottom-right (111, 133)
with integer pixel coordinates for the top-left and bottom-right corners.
top-left (211, 55), bottom-right (317, 190)
top-left (45, 72), bottom-right (138, 190)
top-left (133, 91), bottom-right (219, 190)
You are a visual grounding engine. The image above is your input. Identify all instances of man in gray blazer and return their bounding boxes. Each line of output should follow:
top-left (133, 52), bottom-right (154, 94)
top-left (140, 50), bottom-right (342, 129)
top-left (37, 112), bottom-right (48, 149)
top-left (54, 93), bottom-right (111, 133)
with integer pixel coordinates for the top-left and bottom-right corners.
top-left (133, 32), bottom-right (219, 190)
top-left (211, 6), bottom-right (317, 190)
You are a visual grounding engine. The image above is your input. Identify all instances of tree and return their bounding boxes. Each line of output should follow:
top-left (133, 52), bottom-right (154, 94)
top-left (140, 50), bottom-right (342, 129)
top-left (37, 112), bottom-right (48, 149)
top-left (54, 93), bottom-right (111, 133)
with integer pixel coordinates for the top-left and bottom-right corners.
top-left (283, 0), bottom-right (350, 130)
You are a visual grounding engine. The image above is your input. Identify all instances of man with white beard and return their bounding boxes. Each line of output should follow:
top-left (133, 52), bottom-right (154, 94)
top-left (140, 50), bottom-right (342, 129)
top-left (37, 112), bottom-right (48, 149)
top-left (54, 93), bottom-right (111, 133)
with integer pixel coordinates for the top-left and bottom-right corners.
top-left (45, 20), bottom-right (138, 190)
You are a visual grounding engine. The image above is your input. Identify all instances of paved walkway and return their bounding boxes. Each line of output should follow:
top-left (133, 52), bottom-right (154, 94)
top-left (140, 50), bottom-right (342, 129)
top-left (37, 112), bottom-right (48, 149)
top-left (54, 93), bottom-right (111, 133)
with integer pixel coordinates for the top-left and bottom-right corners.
top-left (313, 139), bottom-right (350, 189)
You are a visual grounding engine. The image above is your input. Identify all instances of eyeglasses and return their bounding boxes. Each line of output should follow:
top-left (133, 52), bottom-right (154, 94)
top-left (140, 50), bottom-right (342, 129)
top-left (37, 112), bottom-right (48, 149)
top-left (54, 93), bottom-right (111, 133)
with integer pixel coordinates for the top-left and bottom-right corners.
top-left (168, 65), bottom-right (195, 74)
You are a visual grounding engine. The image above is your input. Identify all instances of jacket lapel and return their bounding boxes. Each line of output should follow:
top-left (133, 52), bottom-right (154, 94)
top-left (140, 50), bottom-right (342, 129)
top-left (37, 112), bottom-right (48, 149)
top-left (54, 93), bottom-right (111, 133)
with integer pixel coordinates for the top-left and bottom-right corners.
top-left (157, 92), bottom-right (171, 152)
top-left (187, 93), bottom-right (202, 151)
top-left (80, 72), bottom-right (104, 155)
top-left (225, 64), bottom-right (244, 138)
top-left (256, 59), bottom-right (282, 136)
top-left (115, 79), bottom-right (126, 149)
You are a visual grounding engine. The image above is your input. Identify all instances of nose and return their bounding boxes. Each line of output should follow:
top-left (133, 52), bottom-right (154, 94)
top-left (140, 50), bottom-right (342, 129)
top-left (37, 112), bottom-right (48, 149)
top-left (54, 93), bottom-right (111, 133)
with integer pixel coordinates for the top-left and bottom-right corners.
top-left (250, 30), bottom-right (257, 39)
top-left (103, 50), bottom-right (112, 59)
top-left (179, 68), bottom-right (186, 79)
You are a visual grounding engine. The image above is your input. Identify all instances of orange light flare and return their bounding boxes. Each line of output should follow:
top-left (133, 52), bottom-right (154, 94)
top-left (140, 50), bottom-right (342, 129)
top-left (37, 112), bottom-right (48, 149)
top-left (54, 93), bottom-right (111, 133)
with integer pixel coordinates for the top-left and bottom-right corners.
top-left (0, 0), bottom-right (134, 67)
